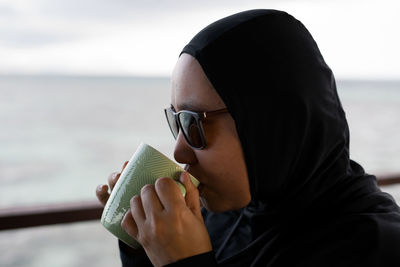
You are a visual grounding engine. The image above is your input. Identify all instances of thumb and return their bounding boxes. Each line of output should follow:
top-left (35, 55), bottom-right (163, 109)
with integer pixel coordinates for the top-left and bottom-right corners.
top-left (180, 171), bottom-right (202, 219)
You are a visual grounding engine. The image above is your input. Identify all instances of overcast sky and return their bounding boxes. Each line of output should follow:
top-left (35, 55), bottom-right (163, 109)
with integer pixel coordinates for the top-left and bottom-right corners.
top-left (0, 0), bottom-right (399, 79)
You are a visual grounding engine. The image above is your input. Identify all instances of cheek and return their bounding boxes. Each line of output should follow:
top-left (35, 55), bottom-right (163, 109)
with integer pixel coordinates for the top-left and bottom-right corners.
top-left (196, 138), bottom-right (251, 209)
top-left (195, 116), bottom-right (251, 210)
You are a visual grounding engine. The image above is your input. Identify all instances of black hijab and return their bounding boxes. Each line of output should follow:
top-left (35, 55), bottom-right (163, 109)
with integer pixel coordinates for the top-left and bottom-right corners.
top-left (181, 9), bottom-right (400, 266)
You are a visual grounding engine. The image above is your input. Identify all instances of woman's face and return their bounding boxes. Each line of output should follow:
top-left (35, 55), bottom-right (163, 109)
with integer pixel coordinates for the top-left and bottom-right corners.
top-left (170, 53), bottom-right (251, 212)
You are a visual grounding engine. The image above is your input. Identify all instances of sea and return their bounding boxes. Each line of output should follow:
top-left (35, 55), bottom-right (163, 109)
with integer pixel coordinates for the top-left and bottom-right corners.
top-left (0, 76), bottom-right (399, 266)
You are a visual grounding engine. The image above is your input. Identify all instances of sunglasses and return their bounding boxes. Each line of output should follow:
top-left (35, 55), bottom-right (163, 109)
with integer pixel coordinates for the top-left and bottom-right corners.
top-left (164, 106), bottom-right (229, 149)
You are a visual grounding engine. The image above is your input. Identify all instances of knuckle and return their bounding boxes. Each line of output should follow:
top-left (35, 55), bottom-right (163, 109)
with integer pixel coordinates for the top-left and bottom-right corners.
top-left (130, 195), bottom-right (140, 206)
top-left (172, 209), bottom-right (185, 225)
top-left (139, 232), bottom-right (150, 247)
top-left (109, 171), bottom-right (118, 178)
top-left (120, 215), bottom-right (128, 228)
top-left (149, 220), bottom-right (165, 239)
top-left (96, 185), bottom-right (103, 194)
top-left (96, 192), bottom-right (104, 200)
top-left (155, 177), bottom-right (173, 189)
top-left (108, 172), bottom-right (119, 182)
top-left (137, 217), bottom-right (167, 246)
top-left (140, 184), bottom-right (154, 195)
top-left (138, 224), bottom-right (157, 246)
top-left (186, 184), bottom-right (198, 195)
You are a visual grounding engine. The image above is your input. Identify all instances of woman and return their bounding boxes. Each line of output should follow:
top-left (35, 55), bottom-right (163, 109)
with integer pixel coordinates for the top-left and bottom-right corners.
top-left (96, 9), bottom-right (400, 266)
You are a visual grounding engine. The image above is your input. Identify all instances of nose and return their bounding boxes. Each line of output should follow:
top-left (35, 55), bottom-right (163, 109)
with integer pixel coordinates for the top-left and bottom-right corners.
top-left (173, 132), bottom-right (197, 165)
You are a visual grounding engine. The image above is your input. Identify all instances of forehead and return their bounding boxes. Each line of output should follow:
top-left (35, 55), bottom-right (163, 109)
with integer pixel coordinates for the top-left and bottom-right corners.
top-left (171, 53), bottom-right (225, 111)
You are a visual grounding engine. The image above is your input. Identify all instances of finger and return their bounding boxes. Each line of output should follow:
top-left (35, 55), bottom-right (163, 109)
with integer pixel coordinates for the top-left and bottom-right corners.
top-left (96, 184), bottom-right (110, 206)
top-left (179, 172), bottom-right (202, 218)
top-left (155, 177), bottom-right (185, 211)
top-left (121, 210), bottom-right (139, 239)
top-left (130, 195), bottom-right (146, 226)
top-left (121, 160), bottom-right (129, 171)
top-left (108, 172), bottom-right (121, 191)
top-left (140, 184), bottom-right (164, 216)
top-left (108, 161), bottom-right (128, 191)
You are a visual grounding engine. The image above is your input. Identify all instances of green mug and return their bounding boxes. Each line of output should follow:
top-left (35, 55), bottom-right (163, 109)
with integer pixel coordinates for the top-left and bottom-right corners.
top-left (101, 142), bottom-right (199, 248)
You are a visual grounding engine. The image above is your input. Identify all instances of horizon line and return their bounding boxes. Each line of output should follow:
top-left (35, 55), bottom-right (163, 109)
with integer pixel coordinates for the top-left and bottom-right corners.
top-left (0, 73), bottom-right (400, 83)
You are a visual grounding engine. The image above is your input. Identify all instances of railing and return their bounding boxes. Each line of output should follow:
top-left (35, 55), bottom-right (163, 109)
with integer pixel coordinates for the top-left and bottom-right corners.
top-left (375, 174), bottom-right (400, 186)
top-left (1, 174), bottom-right (400, 231)
top-left (0, 200), bottom-right (102, 231)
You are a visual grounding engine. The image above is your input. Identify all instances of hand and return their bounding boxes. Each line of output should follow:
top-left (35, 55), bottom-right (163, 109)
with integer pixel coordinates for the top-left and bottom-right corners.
top-left (121, 172), bottom-right (212, 267)
top-left (96, 161), bottom-right (129, 206)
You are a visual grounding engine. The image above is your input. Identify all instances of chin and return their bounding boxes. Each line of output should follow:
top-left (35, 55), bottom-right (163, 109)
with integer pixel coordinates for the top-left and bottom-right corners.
top-left (200, 196), bottom-right (250, 213)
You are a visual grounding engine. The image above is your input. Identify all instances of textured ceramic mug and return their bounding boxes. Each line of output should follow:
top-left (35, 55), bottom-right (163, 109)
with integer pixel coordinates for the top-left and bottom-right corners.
top-left (101, 142), bottom-right (199, 248)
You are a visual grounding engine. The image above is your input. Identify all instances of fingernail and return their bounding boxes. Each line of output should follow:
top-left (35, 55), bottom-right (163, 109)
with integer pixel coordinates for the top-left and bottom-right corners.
top-left (180, 171), bottom-right (188, 183)
top-left (121, 213), bottom-right (127, 228)
top-left (121, 161), bottom-right (129, 171)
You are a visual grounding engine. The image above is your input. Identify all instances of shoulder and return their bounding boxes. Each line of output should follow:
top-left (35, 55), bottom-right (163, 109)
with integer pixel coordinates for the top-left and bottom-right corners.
top-left (278, 211), bottom-right (400, 267)
top-left (316, 212), bottom-right (400, 266)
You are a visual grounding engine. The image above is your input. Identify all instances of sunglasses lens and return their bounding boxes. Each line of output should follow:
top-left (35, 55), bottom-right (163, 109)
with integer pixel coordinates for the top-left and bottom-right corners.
top-left (179, 112), bottom-right (205, 149)
top-left (165, 109), bottom-right (179, 139)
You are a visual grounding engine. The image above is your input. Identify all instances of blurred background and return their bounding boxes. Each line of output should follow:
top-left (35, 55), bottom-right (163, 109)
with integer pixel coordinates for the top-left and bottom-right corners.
top-left (0, 0), bottom-right (399, 266)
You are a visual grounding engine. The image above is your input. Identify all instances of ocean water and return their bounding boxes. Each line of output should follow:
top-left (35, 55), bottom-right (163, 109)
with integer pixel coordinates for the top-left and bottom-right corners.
top-left (0, 76), bottom-right (175, 208)
top-left (0, 76), bottom-right (400, 266)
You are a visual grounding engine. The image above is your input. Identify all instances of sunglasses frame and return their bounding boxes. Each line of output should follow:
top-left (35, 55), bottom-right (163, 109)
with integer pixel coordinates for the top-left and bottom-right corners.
top-left (164, 107), bottom-right (229, 149)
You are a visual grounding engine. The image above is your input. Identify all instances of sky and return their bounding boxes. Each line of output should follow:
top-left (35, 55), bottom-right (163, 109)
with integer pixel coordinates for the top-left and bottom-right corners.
top-left (0, 0), bottom-right (399, 79)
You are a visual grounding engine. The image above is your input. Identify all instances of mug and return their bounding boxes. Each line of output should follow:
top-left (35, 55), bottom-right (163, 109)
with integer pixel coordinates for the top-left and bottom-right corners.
top-left (101, 142), bottom-right (199, 248)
